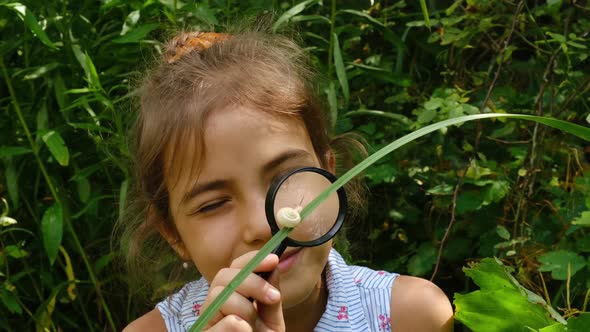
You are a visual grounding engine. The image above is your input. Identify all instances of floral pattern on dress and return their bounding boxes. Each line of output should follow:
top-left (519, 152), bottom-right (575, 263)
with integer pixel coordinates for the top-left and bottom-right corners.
top-left (192, 302), bottom-right (202, 316)
top-left (378, 313), bottom-right (391, 331)
top-left (337, 306), bottom-right (349, 320)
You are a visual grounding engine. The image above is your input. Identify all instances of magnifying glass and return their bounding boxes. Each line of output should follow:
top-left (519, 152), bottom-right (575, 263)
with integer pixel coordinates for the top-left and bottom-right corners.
top-left (260, 166), bottom-right (348, 278)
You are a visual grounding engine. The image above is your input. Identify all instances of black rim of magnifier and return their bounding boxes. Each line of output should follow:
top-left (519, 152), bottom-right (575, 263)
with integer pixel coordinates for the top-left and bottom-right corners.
top-left (265, 166), bottom-right (348, 248)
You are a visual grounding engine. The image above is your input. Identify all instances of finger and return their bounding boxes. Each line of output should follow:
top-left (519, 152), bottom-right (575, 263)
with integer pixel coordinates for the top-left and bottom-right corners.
top-left (229, 251), bottom-right (279, 272)
top-left (202, 287), bottom-right (256, 328)
top-left (205, 314), bottom-right (253, 332)
top-left (256, 269), bottom-right (285, 332)
top-left (209, 268), bottom-right (281, 305)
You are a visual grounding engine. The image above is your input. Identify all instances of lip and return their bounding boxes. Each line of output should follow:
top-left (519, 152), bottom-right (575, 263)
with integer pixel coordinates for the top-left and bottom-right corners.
top-left (278, 247), bottom-right (303, 273)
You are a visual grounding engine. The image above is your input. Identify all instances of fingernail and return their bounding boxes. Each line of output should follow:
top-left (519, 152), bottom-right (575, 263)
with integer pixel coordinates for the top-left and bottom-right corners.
top-left (267, 287), bottom-right (280, 302)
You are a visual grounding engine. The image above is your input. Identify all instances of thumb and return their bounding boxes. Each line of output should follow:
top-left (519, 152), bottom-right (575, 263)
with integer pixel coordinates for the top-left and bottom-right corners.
top-left (256, 269), bottom-right (285, 331)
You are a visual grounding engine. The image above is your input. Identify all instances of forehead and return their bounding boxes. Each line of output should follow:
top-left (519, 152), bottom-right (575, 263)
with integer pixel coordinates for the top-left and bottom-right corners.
top-left (163, 104), bottom-right (313, 186)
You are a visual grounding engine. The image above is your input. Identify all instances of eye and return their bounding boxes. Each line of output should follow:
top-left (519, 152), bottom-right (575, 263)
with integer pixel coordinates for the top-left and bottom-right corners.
top-left (191, 199), bottom-right (230, 215)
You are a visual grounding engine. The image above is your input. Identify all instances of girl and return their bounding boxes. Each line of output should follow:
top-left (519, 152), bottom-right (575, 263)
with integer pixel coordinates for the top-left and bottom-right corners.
top-left (120, 26), bottom-right (453, 331)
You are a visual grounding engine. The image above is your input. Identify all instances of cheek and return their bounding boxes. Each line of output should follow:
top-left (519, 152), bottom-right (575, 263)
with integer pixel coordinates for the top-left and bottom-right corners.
top-left (180, 220), bottom-right (239, 280)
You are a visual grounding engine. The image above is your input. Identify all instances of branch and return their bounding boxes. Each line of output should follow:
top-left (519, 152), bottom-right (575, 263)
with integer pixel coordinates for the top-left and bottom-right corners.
top-left (479, 0), bottom-right (525, 113)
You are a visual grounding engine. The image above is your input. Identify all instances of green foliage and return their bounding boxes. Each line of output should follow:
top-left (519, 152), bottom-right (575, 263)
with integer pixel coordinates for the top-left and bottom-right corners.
top-left (1, 0), bottom-right (589, 330)
top-left (455, 258), bottom-right (589, 331)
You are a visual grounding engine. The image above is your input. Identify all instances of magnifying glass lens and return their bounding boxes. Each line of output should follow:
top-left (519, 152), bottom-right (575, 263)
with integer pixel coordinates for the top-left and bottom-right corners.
top-left (272, 170), bottom-right (340, 243)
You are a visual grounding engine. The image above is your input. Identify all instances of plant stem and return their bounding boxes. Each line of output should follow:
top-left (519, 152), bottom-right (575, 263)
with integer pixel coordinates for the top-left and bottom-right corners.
top-left (327, 0), bottom-right (336, 80)
top-left (0, 59), bottom-right (117, 331)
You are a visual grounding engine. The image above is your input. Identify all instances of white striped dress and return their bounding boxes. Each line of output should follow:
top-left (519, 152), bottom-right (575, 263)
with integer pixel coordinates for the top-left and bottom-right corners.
top-left (156, 248), bottom-right (398, 331)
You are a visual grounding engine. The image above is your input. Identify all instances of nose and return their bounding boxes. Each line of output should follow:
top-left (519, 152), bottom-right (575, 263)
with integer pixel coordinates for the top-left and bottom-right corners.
top-left (240, 193), bottom-right (273, 245)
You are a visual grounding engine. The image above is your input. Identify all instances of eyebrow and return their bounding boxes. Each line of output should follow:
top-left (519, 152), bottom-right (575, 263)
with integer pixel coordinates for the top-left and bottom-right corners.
top-left (181, 149), bottom-right (314, 205)
top-left (181, 179), bottom-right (231, 205)
top-left (261, 149), bottom-right (313, 175)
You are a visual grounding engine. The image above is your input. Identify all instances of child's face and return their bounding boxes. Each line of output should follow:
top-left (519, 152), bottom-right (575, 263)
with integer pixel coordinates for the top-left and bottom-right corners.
top-left (164, 104), bottom-right (332, 309)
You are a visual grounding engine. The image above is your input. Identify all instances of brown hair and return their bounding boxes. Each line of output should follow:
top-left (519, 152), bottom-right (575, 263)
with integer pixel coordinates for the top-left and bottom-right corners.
top-left (117, 24), bottom-right (367, 300)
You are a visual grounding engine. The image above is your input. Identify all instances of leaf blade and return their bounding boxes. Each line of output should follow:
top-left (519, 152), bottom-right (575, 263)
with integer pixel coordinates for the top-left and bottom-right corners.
top-left (41, 203), bottom-right (63, 265)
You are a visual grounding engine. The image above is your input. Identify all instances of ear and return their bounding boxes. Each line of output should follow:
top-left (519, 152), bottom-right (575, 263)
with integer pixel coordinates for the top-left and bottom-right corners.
top-left (325, 149), bottom-right (336, 174)
top-left (148, 204), bottom-right (192, 261)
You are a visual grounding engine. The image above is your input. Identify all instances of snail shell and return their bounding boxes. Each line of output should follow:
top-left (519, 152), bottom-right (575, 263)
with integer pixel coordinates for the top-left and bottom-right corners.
top-left (276, 207), bottom-right (301, 228)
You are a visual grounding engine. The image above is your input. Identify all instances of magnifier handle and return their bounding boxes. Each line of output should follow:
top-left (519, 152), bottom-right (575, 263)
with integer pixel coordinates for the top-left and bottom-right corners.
top-left (256, 243), bottom-right (287, 280)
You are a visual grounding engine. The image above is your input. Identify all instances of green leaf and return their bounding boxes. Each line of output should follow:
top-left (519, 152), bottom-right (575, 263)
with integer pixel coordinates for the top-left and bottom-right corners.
top-left (112, 23), bottom-right (159, 43)
top-left (419, 0), bottom-right (431, 30)
top-left (496, 226), bottom-right (511, 240)
top-left (118, 179), bottom-right (128, 222)
top-left (538, 250), bottom-right (586, 280)
top-left (539, 323), bottom-right (567, 332)
top-left (76, 178), bottom-right (91, 203)
top-left (407, 243), bottom-right (437, 276)
top-left (71, 45), bottom-right (102, 89)
top-left (14, 62), bottom-right (60, 80)
top-left (53, 74), bottom-right (67, 110)
top-left (424, 98), bottom-right (443, 110)
top-left (456, 190), bottom-right (484, 214)
top-left (3, 3), bottom-right (57, 49)
top-left (455, 258), bottom-right (559, 331)
top-left (427, 183), bottom-right (454, 195)
top-left (41, 203), bottom-right (63, 265)
top-left (417, 108), bottom-right (437, 123)
top-left (483, 181), bottom-right (510, 205)
top-left (41, 130), bottom-right (69, 166)
top-left (567, 313), bottom-right (590, 331)
top-left (337, 9), bottom-right (385, 28)
top-left (272, 0), bottom-right (318, 32)
top-left (121, 10), bottom-right (140, 35)
top-left (455, 289), bottom-right (555, 331)
top-left (5, 159), bottom-right (19, 207)
top-left (463, 258), bottom-right (519, 292)
top-left (192, 3), bottom-right (218, 25)
top-left (0, 146), bottom-right (32, 158)
top-left (4, 245), bottom-right (28, 259)
top-left (93, 253), bottom-right (114, 275)
top-left (332, 33), bottom-right (349, 102)
top-left (0, 288), bottom-right (22, 314)
top-left (325, 82), bottom-right (338, 128)
top-left (572, 211), bottom-right (590, 226)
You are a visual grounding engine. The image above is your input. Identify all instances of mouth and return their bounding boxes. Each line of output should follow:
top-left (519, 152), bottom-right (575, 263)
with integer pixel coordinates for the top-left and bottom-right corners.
top-left (278, 247), bottom-right (303, 273)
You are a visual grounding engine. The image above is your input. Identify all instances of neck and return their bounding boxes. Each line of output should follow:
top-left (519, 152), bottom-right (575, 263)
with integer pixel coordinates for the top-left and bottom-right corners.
top-left (283, 275), bottom-right (328, 331)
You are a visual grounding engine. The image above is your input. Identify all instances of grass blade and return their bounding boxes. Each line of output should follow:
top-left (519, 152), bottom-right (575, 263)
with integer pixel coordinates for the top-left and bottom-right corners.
top-left (189, 228), bottom-right (292, 331)
top-left (4, 3), bottom-right (57, 49)
top-left (272, 0), bottom-right (318, 32)
top-left (189, 113), bottom-right (590, 330)
top-left (332, 32), bottom-right (349, 102)
top-left (419, 0), bottom-right (431, 30)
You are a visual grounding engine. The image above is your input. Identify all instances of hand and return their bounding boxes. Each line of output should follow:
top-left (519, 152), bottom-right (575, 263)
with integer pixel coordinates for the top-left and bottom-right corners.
top-left (200, 252), bottom-right (285, 331)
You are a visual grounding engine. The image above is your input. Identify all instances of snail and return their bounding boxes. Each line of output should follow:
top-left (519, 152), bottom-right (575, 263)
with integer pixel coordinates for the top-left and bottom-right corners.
top-left (276, 207), bottom-right (302, 228)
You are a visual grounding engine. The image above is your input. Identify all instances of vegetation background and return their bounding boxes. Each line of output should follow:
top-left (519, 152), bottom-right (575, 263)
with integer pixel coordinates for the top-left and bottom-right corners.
top-left (1, 0), bottom-right (589, 330)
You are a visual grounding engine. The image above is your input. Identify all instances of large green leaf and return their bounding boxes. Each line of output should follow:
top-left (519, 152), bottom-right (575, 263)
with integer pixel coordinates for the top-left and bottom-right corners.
top-left (538, 250), bottom-right (586, 280)
top-left (455, 258), bottom-right (558, 331)
top-left (567, 313), bottom-right (590, 331)
top-left (455, 289), bottom-right (555, 331)
top-left (41, 203), bottom-right (63, 265)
